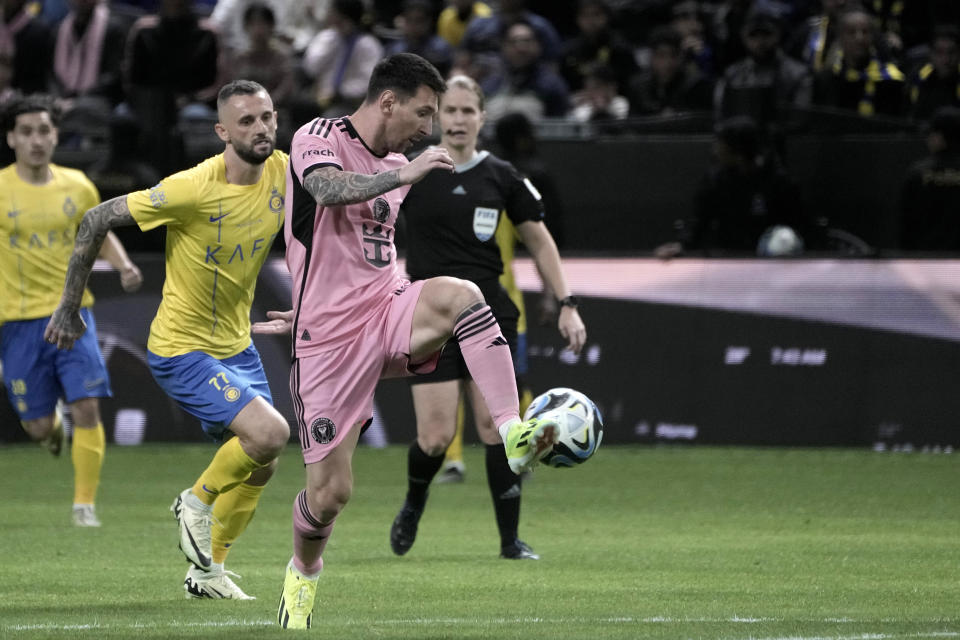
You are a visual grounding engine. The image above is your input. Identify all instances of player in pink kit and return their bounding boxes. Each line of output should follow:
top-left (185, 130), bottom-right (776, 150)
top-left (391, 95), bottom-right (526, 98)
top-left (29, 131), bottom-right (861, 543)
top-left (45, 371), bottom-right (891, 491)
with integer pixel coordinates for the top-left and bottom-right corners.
top-left (260, 53), bottom-right (560, 630)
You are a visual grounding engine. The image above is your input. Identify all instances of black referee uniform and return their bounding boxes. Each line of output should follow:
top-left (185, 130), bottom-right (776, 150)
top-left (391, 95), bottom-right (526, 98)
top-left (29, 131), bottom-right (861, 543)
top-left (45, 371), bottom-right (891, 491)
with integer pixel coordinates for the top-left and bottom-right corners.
top-left (401, 149), bottom-right (544, 383)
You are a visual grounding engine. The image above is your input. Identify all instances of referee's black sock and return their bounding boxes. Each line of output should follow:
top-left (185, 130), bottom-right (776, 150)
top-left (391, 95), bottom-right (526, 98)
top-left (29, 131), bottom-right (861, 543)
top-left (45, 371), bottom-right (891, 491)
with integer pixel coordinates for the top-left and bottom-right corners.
top-left (486, 444), bottom-right (522, 547)
top-left (405, 442), bottom-right (445, 510)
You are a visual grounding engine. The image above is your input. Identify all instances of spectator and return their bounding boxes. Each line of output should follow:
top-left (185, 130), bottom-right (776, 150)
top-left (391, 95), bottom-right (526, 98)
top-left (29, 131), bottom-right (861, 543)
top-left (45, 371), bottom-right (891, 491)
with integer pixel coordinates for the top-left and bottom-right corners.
top-left (125, 0), bottom-right (220, 172)
top-left (628, 25), bottom-right (713, 117)
top-left (711, 0), bottom-right (753, 71)
top-left (669, 0), bottom-right (715, 78)
top-left (899, 106), bottom-right (960, 251)
top-left (714, 8), bottom-right (811, 135)
top-left (385, 0), bottom-right (454, 78)
top-left (437, 0), bottom-right (491, 48)
top-left (484, 19), bottom-right (571, 121)
top-left (53, 0), bottom-right (129, 108)
top-left (461, 0), bottom-right (562, 62)
top-left (570, 63), bottom-right (629, 125)
top-left (656, 116), bottom-right (809, 257)
top-left (909, 26), bottom-right (960, 123)
top-left (0, 0), bottom-right (53, 94)
top-left (813, 6), bottom-right (906, 119)
top-left (301, 0), bottom-right (383, 118)
top-left (223, 2), bottom-right (294, 107)
top-left (787, 0), bottom-right (846, 73)
top-left (209, 0), bottom-right (286, 53)
top-left (560, 0), bottom-right (636, 96)
top-left (494, 111), bottom-right (566, 257)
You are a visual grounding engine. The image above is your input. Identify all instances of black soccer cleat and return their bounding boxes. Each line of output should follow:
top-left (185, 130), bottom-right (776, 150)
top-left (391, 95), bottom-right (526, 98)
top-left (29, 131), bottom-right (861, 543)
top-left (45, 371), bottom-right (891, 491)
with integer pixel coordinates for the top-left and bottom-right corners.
top-left (389, 503), bottom-right (424, 556)
top-left (500, 539), bottom-right (540, 560)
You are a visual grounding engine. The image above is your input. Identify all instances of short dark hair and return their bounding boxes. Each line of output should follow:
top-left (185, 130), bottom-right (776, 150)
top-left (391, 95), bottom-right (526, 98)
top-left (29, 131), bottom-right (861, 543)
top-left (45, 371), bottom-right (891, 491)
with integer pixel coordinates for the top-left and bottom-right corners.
top-left (217, 79), bottom-right (269, 109)
top-left (3, 94), bottom-right (59, 132)
top-left (932, 24), bottom-right (960, 46)
top-left (930, 106), bottom-right (960, 148)
top-left (649, 25), bottom-right (682, 52)
top-left (365, 53), bottom-right (446, 103)
top-left (243, 2), bottom-right (275, 27)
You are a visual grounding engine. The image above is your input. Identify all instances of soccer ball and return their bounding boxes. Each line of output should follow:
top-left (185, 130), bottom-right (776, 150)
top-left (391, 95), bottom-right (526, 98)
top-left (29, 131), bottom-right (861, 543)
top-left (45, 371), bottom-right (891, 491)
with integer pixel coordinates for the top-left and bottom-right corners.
top-left (522, 387), bottom-right (603, 468)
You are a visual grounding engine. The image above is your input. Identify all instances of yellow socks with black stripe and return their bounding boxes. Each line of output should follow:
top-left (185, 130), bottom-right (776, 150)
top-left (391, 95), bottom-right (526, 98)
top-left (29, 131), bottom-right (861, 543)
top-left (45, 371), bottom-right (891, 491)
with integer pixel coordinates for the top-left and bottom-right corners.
top-left (72, 423), bottom-right (105, 505)
top-left (192, 437), bottom-right (263, 506)
top-left (211, 482), bottom-right (266, 564)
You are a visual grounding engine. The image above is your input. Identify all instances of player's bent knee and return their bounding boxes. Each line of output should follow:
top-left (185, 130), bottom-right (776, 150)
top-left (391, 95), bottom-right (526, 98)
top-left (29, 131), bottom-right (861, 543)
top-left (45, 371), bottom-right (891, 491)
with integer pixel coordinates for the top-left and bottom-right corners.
top-left (69, 397), bottom-right (101, 427)
top-left (306, 484), bottom-right (351, 524)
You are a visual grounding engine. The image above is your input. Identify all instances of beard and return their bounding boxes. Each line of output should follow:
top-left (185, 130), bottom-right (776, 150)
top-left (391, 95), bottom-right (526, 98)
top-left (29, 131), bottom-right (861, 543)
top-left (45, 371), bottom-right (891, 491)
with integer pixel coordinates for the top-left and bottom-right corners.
top-left (232, 137), bottom-right (275, 165)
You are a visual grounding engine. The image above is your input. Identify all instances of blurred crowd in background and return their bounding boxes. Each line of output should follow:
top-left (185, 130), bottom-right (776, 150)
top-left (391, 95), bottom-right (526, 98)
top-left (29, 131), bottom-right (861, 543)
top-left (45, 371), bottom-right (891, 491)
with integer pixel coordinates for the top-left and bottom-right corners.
top-left (2, 0), bottom-right (960, 254)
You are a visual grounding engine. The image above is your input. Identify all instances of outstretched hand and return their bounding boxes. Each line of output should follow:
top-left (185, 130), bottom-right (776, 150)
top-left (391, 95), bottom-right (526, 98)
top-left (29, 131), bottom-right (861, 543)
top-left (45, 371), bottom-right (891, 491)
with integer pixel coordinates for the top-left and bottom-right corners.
top-left (252, 309), bottom-right (294, 335)
top-left (43, 305), bottom-right (87, 350)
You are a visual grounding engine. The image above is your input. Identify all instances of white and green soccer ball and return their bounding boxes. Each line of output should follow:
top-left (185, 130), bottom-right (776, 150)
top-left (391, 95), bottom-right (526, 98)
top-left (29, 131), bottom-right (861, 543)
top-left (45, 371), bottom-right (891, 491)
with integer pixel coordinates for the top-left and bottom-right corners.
top-left (523, 387), bottom-right (604, 468)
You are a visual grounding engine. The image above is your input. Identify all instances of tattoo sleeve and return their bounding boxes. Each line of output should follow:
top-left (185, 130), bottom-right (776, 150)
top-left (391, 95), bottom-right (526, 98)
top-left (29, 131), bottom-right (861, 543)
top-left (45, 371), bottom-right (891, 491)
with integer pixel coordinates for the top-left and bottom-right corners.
top-left (60, 196), bottom-right (137, 311)
top-left (303, 166), bottom-right (401, 206)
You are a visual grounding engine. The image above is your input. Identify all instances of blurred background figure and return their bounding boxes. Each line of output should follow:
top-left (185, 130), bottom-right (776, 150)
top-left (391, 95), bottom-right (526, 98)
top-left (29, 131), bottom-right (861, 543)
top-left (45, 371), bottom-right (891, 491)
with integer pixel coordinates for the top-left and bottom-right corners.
top-left (813, 5), bottom-right (906, 119)
top-left (788, 0), bottom-right (847, 73)
top-left (628, 25), bottom-right (713, 117)
top-left (222, 2), bottom-right (294, 109)
top-left (385, 0), bottom-right (454, 78)
top-left (899, 106), bottom-right (960, 251)
top-left (53, 0), bottom-right (130, 110)
top-left (714, 7), bottom-right (811, 146)
top-left (1, 0), bottom-right (53, 94)
top-left (560, 0), bottom-right (636, 99)
top-left (569, 63), bottom-right (629, 126)
top-left (438, 0), bottom-right (490, 48)
top-left (908, 25), bottom-right (960, 123)
top-left (125, 0), bottom-right (220, 173)
top-left (483, 18), bottom-right (570, 121)
top-left (300, 0), bottom-right (382, 119)
top-left (656, 116), bottom-right (809, 258)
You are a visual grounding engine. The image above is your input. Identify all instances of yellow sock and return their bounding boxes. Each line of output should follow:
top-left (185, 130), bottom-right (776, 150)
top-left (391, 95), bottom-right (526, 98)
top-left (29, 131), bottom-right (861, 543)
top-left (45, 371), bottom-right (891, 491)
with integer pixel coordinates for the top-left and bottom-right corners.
top-left (519, 386), bottom-right (533, 417)
top-left (192, 437), bottom-right (263, 506)
top-left (444, 400), bottom-right (465, 465)
top-left (211, 482), bottom-right (265, 564)
top-left (72, 423), bottom-right (105, 505)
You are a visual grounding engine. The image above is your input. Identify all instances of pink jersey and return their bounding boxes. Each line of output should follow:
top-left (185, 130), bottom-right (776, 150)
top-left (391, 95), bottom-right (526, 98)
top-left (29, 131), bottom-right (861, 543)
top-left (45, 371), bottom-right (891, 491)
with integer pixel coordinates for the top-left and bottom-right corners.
top-left (285, 116), bottom-right (412, 357)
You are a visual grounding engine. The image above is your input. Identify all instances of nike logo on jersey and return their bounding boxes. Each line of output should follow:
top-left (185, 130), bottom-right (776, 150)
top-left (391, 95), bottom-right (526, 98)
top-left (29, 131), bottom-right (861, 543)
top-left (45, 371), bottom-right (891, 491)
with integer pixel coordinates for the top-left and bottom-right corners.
top-left (210, 203), bottom-right (231, 223)
top-left (452, 185), bottom-right (467, 195)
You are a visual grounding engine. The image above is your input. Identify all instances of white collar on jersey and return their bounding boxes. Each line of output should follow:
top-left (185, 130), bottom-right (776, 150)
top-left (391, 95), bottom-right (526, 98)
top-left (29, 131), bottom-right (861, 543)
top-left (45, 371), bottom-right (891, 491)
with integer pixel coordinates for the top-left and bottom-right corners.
top-left (454, 149), bottom-right (489, 173)
top-left (424, 146), bottom-right (489, 173)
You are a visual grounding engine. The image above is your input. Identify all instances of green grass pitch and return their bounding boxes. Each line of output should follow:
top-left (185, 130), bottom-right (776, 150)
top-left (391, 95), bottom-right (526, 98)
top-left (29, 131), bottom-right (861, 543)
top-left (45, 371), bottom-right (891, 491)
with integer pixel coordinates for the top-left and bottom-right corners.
top-left (0, 443), bottom-right (958, 639)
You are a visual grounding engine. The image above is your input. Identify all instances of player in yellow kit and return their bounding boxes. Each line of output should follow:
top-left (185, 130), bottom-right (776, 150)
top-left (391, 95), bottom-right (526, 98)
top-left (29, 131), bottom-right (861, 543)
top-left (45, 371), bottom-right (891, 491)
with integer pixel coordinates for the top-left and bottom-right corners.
top-left (0, 94), bottom-right (142, 527)
top-left (45, 80), bottom-right (290, 599)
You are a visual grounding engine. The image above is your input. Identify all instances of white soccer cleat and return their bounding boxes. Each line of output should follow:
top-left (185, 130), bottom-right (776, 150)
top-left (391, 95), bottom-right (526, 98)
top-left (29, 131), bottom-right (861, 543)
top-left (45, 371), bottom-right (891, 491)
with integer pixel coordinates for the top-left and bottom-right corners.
top-left (184, 564), bottom-right (255, 600)
top-left (72, 504), bottom-right (101, 527)
top-left (171, 489), bottom-right (213, 570)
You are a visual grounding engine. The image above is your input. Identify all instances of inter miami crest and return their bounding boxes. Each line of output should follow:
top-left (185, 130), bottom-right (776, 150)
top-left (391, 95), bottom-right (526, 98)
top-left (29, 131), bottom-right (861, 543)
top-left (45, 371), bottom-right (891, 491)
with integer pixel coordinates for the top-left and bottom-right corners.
top-left (372, 197), bottom-right (390, 223)
top-left (311, 417), bottom-right (337, 444)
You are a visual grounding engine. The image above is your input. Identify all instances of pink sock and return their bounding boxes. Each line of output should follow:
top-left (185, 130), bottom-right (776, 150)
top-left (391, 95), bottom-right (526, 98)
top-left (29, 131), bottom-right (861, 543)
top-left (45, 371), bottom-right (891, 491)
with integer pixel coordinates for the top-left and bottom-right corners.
top-left (454, 302), bottom-right (520, 427)
top-left (292, 489), bottom-right (334, 576)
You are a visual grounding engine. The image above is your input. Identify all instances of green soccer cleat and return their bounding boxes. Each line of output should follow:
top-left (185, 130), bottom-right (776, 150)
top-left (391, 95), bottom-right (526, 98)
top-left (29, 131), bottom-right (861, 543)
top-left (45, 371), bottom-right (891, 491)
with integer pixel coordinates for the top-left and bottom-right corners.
top-left (501, 417), bottom-right (559, 475)
top-left (278, 560), bottom-right (318, 630)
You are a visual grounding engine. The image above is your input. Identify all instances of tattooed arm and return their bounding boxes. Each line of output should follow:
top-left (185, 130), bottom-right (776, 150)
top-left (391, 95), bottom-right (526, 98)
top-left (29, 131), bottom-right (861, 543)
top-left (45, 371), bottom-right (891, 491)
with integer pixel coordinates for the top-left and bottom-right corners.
top-left (44, 196), bottom-right (139, 349)
top-left (302, 147), bottom-right (455, 206)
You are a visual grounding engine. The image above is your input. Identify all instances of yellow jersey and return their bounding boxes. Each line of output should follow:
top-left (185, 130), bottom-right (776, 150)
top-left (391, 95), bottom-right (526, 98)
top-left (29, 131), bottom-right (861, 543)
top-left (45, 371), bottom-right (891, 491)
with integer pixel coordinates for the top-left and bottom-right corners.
top-left (0, 164), bottom-right (98, 321)
top-left (128, 150), bottom-right (288, 359)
